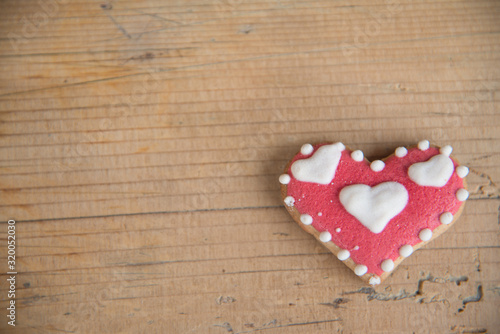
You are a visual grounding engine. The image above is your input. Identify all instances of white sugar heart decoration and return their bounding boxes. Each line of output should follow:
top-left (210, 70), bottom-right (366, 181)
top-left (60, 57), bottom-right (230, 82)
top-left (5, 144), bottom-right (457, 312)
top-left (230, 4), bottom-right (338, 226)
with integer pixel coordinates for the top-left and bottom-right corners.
top-left (408, 154), bottom-right (454, 187)
top-left (280, 140), bottom-right (468, 285)
top-left (339, 182), bottom-right (409, 234)
top-left (290, 142), bottom-right (345, 185)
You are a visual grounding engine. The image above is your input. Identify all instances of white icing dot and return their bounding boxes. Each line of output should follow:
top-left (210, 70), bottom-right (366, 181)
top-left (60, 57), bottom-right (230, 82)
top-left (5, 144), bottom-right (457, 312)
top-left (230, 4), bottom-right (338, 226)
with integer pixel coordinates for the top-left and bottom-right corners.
top-left (370, 160), bottom-right (385, 172)
top-left (351, 150), bottom-right (364, 162)
top-left (381, 259), bottom-right (395, 272)
top-left (354, 264), bottom-right (368, 276)
top-left (335, 228), bottom-right (341, 233)
top-left (440, 145), bottom-right (453, 157)
top-left (279, 174), bottom-right (291, 185)
top-left (439, 212), bottom-right (453, 225)
top-left (418, 140), bottom-right (430, 151)
top-left (456, 166), bottom-right (469, 178)
top-left (369, 276), bottom-right (381, 285)
top-left (318, 212), bottom-right (322, 216)
top-left (300, 143), bottom-right (314, 155)
top-left (419, 228), bottom-right (433, 241)
top-left (319, 231), bottom-right (332, 243)
top-left (337, 249), bottom-right (350, 261)
top-left (456, 188), bottom-right (469, 201)
top-left (395, 147), bottom-right (408, 158)
top-left (399, 244), bottom-right (413, 257)
top-left (353, 245), bottom-right (360, 250)
top-left (300, 214), bottom-right (313, 225)
top-left (284, 196), bottom-right (295, 206)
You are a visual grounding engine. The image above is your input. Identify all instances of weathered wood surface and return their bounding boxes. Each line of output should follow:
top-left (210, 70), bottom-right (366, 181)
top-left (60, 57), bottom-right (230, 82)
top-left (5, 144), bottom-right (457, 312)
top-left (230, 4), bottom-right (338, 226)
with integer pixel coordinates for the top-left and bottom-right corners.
top-left (0, 0), bottom-right (499, 333)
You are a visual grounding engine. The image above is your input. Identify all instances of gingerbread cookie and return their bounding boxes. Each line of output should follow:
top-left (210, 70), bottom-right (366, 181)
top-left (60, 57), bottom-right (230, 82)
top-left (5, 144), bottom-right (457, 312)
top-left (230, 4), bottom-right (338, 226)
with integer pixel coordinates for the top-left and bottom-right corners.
top-left (280, 140), bottom-right (468, 285)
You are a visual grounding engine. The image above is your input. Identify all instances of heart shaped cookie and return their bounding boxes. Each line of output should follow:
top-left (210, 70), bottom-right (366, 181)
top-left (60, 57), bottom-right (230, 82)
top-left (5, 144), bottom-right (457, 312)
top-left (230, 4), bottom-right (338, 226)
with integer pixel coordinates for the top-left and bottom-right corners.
top-left (280, 140), bottom-right (468, 285)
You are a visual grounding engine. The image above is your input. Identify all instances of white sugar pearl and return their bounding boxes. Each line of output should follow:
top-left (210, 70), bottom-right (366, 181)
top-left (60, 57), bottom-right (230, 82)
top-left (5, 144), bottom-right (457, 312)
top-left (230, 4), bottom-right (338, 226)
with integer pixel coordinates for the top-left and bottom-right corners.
top-left (440, 145), bottom-right (453, 156)
top-left (354, 264), bottom-right (368, 276)
top-left (395, 147), bottom-right (408, 157)
top-left (337, 249), bottom-right (350, 261)
top-left (300, 214), bottom-right (313, 225)
top-left (369, 276), bottom-right (381, 285)
top-left (279, 174), bottom-right (291, 184)
top-left (399, 244), bottom-right (413, 257)
top-left (456, 188), bottom-right (469, 201)
top-left (335, 228), bottom-right (341, 233)
top-left (300, 143), bottom-right (314, 155)
top-left (418, 140), bottom-right (430, 151)
top-left (284, 196), bottom-right (295, 206)
top-left (456, 166), bottom-right (469, 178)
top-left (419, 228), bottom-right (433, 241)
top-left (381, 259), bottom-right (395, 272)
top-left (351, 150), bottom-right (364, 162)
top-left (370, 160), bottom-right (385, 172)
top-left (439, 212), bottom-right (453, 225)
top-left (319, 231), bottom-right (332, 243)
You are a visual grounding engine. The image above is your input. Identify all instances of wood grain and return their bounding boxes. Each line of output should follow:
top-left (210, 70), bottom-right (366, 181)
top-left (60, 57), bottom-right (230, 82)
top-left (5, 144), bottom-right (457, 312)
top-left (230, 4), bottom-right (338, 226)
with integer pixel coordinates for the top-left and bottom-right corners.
top-left (0, 0), bottom-right (499, 333)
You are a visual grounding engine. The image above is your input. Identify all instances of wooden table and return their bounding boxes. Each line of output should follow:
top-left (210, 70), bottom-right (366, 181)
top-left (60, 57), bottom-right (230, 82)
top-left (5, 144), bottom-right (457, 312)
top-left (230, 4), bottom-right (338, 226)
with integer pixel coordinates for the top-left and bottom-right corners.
top-left (1, 0), bottom-right (499, 333)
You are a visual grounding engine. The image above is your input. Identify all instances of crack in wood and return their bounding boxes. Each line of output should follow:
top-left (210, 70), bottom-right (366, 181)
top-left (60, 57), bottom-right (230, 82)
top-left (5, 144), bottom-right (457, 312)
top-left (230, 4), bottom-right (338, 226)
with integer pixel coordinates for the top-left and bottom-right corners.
top-left (341, 273), bottom-right (469, 303)
top-left (458, 285), bottom-right (483, 313)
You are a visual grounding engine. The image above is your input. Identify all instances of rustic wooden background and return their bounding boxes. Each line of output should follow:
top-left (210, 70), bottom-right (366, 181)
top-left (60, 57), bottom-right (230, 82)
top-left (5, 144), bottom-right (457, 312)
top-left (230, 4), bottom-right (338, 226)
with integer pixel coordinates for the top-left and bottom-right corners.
top-left (1, 0), bottom-right (499, 333)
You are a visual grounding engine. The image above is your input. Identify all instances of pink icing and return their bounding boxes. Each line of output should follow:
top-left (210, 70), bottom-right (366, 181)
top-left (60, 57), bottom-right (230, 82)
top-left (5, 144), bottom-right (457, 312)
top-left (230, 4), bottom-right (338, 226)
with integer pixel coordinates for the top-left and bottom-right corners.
top-left (286, 144), bottom-right (465, 276)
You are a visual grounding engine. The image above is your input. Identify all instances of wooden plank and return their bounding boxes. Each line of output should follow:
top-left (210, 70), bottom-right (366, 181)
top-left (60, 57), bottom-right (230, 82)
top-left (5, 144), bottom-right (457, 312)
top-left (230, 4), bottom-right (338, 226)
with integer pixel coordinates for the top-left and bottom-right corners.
top-left (0, 0), bottom-right (499, 333)
top-left (1, 202), bottom-right (499, 333)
